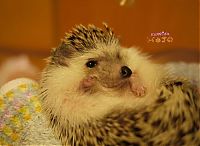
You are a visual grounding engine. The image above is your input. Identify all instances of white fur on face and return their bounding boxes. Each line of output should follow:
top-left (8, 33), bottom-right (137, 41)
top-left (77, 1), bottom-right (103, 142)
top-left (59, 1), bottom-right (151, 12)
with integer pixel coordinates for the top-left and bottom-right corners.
top-left (41, 45), bottom-right (164, 125)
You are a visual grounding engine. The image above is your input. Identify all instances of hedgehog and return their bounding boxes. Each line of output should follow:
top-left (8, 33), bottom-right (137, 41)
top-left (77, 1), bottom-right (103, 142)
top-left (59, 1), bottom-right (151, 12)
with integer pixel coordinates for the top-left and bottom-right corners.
top-left (40, 24), bottom-right (200, 146)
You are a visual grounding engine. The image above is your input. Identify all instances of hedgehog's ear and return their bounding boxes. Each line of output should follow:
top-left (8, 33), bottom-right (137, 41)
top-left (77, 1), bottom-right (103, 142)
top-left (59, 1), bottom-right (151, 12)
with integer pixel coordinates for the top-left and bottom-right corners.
top-left (51, 41), bottom-right (75, 58)
top-left (50, 41), bottom-right (75, 66)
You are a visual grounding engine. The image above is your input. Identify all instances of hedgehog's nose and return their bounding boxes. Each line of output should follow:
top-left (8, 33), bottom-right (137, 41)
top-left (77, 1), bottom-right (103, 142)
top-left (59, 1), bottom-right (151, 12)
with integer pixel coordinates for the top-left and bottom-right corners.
top-left (120, 66), bottom-right (132, 78)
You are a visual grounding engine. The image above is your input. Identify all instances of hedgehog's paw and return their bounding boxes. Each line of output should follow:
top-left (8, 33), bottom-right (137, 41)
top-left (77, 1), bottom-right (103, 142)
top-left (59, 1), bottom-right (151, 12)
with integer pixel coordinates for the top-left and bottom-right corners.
top-left (131, 84), bottom-right (146, 97)
top-left (79, 76), bottom-right (97, 92)
top-left (130, 76), bottom-right (147, 97)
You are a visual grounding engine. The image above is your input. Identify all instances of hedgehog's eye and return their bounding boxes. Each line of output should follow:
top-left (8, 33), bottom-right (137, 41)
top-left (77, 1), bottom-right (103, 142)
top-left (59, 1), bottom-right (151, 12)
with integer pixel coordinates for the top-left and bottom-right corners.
top-left (86, 60), bottom-right (98, 68)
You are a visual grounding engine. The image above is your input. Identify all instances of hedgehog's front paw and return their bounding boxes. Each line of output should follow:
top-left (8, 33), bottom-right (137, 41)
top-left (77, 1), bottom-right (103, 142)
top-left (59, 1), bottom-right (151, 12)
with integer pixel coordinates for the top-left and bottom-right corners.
top-left (130, 76), bottom-right (147, 97)
top-left (79, 76), bottom-right (96, 91)
top-left (131, 84), bottom-right (146, 97)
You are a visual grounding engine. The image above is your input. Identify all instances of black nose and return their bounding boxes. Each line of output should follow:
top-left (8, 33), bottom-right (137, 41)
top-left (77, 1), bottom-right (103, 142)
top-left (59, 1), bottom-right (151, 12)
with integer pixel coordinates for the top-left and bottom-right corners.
top-left (120, 66), bottom-right (132, 78)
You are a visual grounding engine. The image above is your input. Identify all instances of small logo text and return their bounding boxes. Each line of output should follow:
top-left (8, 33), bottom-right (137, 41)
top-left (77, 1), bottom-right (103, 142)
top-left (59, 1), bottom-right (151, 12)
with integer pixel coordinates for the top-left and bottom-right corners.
top-left (147, 31), bottom-right (173, 43)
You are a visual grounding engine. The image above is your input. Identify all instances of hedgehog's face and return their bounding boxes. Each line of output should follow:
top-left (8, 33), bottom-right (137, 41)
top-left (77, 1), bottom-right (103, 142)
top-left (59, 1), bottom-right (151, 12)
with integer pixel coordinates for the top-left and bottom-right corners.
top-left (74, 44), bottom-right (147, 97)
top-left (40, 24), bottom-right (161, 125)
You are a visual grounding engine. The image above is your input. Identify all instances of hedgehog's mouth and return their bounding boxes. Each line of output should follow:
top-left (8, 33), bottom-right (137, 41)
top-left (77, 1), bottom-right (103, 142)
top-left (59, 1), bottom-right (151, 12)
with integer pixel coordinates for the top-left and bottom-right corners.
top-left (100, 78), bottom-right (146, 97)
top-left (100, 80), bottom-right (127, 89)
top-left (81, 75), bottom-right (146, 97)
